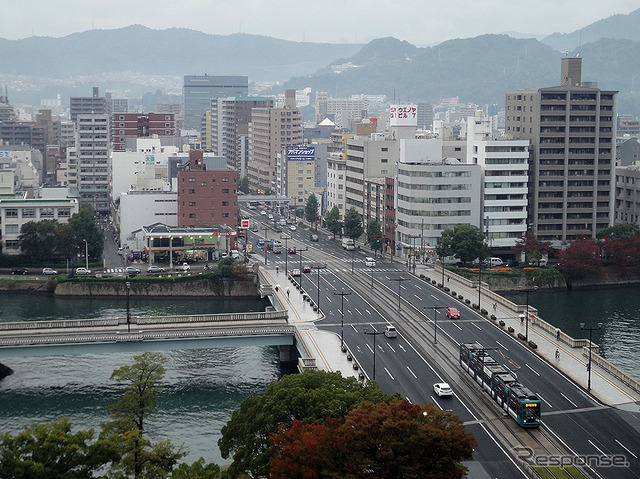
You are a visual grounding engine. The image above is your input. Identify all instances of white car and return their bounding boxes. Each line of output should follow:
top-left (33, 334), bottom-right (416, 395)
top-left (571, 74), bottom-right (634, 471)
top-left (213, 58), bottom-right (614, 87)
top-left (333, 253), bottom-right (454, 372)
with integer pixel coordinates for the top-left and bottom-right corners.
top-left (384, 325), bottom-right (397, 338)
top-left (42, 267), bottom-right (58, 275)
top-left (289, 225), bottom-right (297, 231)
top-left (75, 267), bottom-right (91, 275)
top-left (433, 383), bottom-right (453, 397)
top-left (125, 266), bottom-right (141, 275)
top-left (290, 268), bottom-right (301, 277)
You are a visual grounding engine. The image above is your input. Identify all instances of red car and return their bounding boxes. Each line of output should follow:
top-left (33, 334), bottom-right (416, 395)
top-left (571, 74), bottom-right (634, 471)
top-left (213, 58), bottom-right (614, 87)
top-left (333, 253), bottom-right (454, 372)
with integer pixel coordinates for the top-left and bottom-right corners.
top-left (288, 247), bottom-right (297, 254)
top-left (446, 307), bottom-right (460, 319)
top-left (302, 265), bottom-right (311, 273)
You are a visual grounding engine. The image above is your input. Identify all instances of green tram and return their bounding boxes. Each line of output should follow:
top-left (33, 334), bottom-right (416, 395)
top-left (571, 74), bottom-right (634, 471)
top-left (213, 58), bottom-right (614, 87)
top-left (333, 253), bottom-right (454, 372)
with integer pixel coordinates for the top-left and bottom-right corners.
top-left (460, 342), bottom-right (541, 428)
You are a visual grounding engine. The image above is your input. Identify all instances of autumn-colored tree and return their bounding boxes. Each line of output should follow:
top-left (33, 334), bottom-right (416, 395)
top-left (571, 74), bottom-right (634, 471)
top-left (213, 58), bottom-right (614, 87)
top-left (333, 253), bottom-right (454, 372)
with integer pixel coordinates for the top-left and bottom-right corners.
top-left (512, 233), bottom-right (554, 266)
top-left (269, 399), bottom-right (476, 479)
top-left (218, 370), bottom-right (397, 479)
top-left (556, 237), bottom-right (601, 280)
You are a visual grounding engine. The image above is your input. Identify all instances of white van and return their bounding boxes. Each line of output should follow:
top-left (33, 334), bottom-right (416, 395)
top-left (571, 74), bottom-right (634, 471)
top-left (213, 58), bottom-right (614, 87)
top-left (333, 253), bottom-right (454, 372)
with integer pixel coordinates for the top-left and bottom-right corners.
top-left (384, 325), bottom-right (397, 338)
top-left (341, 238), bottom-right (355, 250)
top-left (365, 257), bottom-right (376, 267)
top-left (488, 257), bottom-right (504, 267)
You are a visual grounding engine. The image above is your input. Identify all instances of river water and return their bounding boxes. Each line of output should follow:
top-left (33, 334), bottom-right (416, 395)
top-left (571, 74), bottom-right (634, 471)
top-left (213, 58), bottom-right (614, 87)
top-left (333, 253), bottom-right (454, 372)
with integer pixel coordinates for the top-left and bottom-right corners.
top-left (0, 294), bottom-right (282, 466)
top-left (1, 286), bottom-right (639, 466)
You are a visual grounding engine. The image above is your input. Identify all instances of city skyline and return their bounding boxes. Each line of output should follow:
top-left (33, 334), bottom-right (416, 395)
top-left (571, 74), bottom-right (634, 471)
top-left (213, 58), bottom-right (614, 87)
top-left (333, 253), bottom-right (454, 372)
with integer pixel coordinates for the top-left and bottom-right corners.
top-left (1, 0), bottom-right (638, 46)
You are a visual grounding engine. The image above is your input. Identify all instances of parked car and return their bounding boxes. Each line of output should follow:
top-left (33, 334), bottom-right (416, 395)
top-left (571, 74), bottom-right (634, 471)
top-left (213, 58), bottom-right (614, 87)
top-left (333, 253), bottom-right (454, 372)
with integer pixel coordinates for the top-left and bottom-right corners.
top-left (42, 267), bottom-right (58, 275)
top-left (446, 307), bottom-right (460, 319)
top-left (147, 265), bottom-right (165, 273)
top-left (11, 267), bottom-right (29, 275)
top-left (310, 234), bottom-right (319, 242)
top-left (433, 383), bottom-right (453, 397)
top-left (384, 325), bottom-right (398, 338)
top-left (75, 267), bottom-right (91, 275)
top-left (290, 268), bottom-right (301, 277)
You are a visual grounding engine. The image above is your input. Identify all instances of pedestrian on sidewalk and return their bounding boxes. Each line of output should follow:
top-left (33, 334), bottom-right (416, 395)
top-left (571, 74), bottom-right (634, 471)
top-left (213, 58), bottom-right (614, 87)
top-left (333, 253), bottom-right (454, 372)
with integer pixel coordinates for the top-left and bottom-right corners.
top-left (276, 265), bottom-right (279, 273)
top-left (286, 286), bottom-right (290, 298)
top-left (556, 328), bottom-right (561, 340)
top-left (493, 302), bottom-right (497, 312)
top-left (520, 314), bottom-right (524, 326)
top-left (555, 349), bottom-right (560, 361)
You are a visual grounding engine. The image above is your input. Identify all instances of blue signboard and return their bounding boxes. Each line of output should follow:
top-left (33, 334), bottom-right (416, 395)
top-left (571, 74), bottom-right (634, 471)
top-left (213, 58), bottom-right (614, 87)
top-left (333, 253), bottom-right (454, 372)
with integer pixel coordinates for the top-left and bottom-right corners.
top-left (287, 146), bottom-right (315, 161)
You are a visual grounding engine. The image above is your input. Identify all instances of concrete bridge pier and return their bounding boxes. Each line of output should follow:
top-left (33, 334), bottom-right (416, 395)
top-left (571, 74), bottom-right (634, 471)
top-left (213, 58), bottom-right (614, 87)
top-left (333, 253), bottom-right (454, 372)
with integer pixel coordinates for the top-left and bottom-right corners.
top-left (279, 344), bottom-right (298, 366)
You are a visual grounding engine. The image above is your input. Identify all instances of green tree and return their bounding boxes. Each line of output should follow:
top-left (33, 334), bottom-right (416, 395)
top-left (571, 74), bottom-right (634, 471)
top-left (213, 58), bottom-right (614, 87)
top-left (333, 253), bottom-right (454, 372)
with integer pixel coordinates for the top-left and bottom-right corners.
top-left (17, 219), bottom-right (59, 263)
top-left (325, 206), bottom-right (343, 238)
top-left (270, 399), bottom-right (476, 479)
top-left (366, 219), bottom-right (383, 254)
top-left (0, 417), bottom-right (117, 479)
top-left (237, 175), bottom-right (249, 194)
top-left (596, 223), bottom-right (640, 241)
top-left (101, 352), bottom-right (185, 478)
top-left (67, 207), bottom-right (103, 263)
top-left (218, 370), bottom-right (397, 479)
top-left (343, 207), bottom-right (363, 240)
top-left (171, 458), bottom-right (220, 478)
top-left (436, 224), bottom-right (488, 265)
top-left (512, 232), bottom-right (554, 266)
top-left (304, 194), bottom-right (319, 229)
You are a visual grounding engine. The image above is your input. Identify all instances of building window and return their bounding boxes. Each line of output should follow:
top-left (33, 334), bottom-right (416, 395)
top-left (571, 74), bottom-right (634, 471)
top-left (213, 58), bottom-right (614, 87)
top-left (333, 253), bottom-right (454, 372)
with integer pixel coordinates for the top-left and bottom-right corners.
top-left (189, 177), bottom-right (196, 182)
top-left (22, 208), bottom-right (36, 218)
top-left (201, 182), bottom-right (207, 186)
top-left (222, 188), bottom-right (229, 193)
top-left (222, 177), bottom-right (229, 182)
top-left (40, 208), bottom-right (54, 217)
top-left (222, 201), bottom-right (229, 206)
top-left (189, 213), bottom-right (196, 218)
top-left (189, 201), bottom-right (196, 206)
top-left (58, 208), bottom-right (71, 217)
top-left (5, 209), bottom-right (18, 218)
top-left (5, 240), bottom-right (19, 249)
top-left (222, 213), bottom-right (229, 218)
top-left (189, 189), bottom-right (196, 194)
top-left (119, 115), bottom-right (125, 120)
top-left (5, 224), bottom-right (19, 234)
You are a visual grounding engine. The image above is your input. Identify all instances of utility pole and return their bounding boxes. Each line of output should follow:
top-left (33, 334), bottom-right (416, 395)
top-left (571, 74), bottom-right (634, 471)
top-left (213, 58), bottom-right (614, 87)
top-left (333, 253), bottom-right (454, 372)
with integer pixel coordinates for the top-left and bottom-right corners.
top-left (334, 290), bottom-right (351, 350)
top-left (389, 277), bottom-right (409, 310)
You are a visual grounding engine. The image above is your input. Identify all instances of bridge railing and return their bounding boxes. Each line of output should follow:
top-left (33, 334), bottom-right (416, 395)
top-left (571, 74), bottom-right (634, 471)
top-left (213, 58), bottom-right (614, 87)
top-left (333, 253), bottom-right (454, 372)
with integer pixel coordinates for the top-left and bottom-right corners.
top-left (0, 310), bottom-right (288, 333)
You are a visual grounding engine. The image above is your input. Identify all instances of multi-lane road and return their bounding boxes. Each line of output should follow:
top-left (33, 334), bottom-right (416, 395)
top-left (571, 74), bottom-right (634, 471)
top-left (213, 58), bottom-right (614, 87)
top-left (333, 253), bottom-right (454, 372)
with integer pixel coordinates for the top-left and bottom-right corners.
top-left (244, 207), bottom-right (640, 479)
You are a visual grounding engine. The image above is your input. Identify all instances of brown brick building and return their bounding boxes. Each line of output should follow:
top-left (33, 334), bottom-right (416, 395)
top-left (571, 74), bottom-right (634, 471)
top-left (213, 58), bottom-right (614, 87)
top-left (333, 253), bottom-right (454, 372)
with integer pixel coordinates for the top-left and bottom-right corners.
top-left (177, 150), bottom-right (238, 228)
top-left (111, 113), bottom-right (176, 151)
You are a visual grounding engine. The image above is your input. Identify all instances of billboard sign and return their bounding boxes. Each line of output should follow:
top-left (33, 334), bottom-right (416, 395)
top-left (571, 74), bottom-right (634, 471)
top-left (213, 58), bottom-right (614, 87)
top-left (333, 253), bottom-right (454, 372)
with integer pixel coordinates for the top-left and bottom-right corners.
top-left (389, 104), bottom-right (417, 127)
top-left (287, 146), bottom-right (315, 161)
top-left (240, 219), bottom-right (250, 229)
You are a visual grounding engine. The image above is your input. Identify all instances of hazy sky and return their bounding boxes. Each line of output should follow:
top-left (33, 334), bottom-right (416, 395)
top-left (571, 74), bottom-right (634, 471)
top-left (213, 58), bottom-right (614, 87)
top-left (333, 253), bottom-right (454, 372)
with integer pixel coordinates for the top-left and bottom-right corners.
top-left (2, 0), bottom-right (638, 45)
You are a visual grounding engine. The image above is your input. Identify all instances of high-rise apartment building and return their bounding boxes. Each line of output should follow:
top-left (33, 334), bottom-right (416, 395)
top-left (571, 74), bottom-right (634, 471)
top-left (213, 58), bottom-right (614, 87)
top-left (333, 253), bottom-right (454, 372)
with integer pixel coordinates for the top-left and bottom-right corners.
top-left (182, 75), bottom-right (248, 130)
top-left (70, 87), bottom-right (108, 124)
top-left (209, 96), bottom-right (273, 174)
top-left (248, 90), bottom-right (302, 194)
top-left (505, 57), bottom-right (617, 245)
top-left (76, 114), bottom-right (110, 215)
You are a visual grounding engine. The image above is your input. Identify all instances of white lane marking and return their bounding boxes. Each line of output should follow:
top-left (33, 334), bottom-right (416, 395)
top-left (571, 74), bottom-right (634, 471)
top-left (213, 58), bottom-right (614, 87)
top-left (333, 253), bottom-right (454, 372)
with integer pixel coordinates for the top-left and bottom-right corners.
top-left (414, 294), bottom-right (422, 300)
top-left (355, 308), bottom-right (362, 315)
top-left (452, 323), bottom-right (462, 330)
top-left (496, 341), bottom-right (509, 351)
top-left (369, 323), bottom-right (378, 332)
top-left (385, 367), bottom-right (394, 380)
top-left (406, 396), bottom-right (413, 404)
top-left (431, 396), bottom-right (443, 410)
top-left (588, 439), bottom-right (607, 456)
top-left (366, 344), bottom-right (374, 354)
top-left (406, 366), bottom-right (417, 379)
top-left (536, 392), bottom-right (552, 408)
top-left (365, 309), bottom-right (372, 315)
top-left (387, 344), bottom-right (396, 353)
top-left (415, 284), bottom-right (422, 290)
top-left (615, 439), bottom-right (637, 459)
top-left (560, 393), bottom-right (578, 408)
top-left (399, 344), bottom-right (407, 352)
top-left (525, 364), bottom-right (540, 377)
top-left (471, 322), bottom-right (482, 331)
top-left (350, 324), bottom-right (359, 332)
top-left (430, 294), bottom-right (439, 301)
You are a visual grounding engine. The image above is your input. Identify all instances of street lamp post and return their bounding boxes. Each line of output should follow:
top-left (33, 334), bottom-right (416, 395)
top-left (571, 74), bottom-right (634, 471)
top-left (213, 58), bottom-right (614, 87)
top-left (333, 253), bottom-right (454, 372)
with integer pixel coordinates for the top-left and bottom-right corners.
top-left (83, 239), bottom-right (89, 270)
top-left (522, 285), bottom-right (538, 343)
top-left (389, 277), bottom-right (409, 310)
top-left (125, 281), bottom-right (131, 334)
top-left (261, 226), bottom-right (269, 265)
top-left (580, 322), bottom-right (603, 391)
top-left (334, 290), bottom-right (351, 351)
top-left (280, 235), bottom-right (290, 274)
top-left (311, 264), bottom-right (326, 310)
top-left (407, 234), bottom-right (421, 274)
top-left (298, 247), bottom-right (308, 273)
top-left (477, 261), bottom-right (482, 308)
top-left (351, 248), bottom-right (356, 274)
top-left (363, 327), bottom-right (384, 381)
top-left (425, 305), bottom-right (446, 344)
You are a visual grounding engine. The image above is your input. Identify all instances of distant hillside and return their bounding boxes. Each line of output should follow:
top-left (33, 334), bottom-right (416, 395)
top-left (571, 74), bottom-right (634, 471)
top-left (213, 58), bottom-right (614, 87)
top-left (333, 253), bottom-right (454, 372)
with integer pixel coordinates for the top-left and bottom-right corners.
top-left (284, 35), bottom-right (640, 117)
top-left (0, 25), bottom-right (363, 82)
top-left (542, 8), bottom-right (640, 52)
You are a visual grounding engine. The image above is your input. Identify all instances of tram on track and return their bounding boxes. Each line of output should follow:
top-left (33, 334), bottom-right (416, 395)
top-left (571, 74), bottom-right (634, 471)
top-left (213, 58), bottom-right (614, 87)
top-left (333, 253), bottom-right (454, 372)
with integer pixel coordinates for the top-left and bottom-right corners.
top-left (459, 342), bottom-right (541, 428)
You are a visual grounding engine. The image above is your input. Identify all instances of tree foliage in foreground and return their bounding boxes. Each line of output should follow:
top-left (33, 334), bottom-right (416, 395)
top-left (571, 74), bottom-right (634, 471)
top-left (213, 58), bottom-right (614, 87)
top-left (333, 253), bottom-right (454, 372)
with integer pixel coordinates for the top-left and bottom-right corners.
top-left (100, 352), bottom-right (186, 478)
top-left (325, 206), bottom-right (343, 238)
top-left (343, 207), bottom-right (363, 240)
top-left (0, 417), bottom-right (117, 479)
top-left (269, 399), bottom-right (476, 479)
top-left (218, 370), bottom-right (398, 479)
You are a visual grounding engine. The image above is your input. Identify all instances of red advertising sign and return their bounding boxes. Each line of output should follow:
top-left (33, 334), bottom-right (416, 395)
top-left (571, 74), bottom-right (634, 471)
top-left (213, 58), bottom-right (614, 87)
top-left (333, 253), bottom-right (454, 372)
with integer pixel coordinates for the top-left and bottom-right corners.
top-left (241, 219), bottom-right (250, 229)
